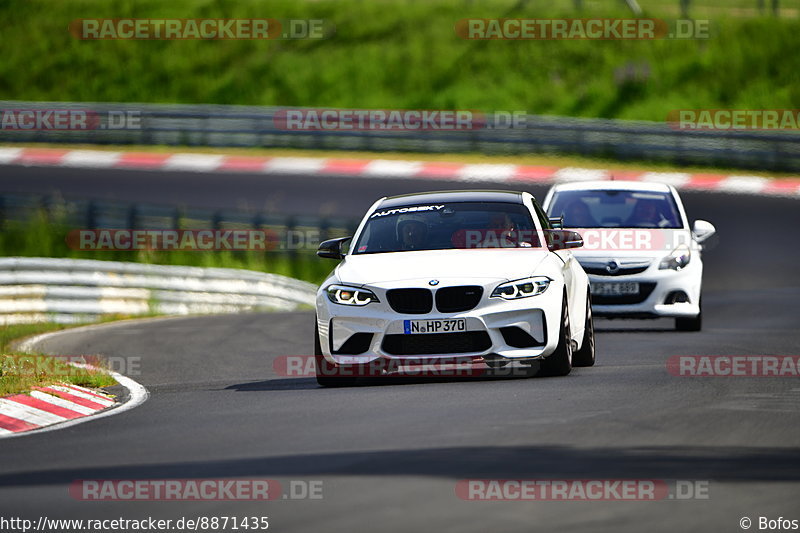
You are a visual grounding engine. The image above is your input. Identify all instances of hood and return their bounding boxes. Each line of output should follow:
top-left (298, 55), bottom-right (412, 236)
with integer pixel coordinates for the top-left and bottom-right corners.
top-left (335, 249), bottom-right (548, 286)
top-left (569, 227), bottom-right (694, 261)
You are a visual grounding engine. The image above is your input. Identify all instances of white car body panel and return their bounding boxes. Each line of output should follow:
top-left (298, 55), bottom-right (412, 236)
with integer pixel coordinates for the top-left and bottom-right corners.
top-left (315, 190), bottom-right (590, 367)
top-left (542, 180), bottom-right (710, 319)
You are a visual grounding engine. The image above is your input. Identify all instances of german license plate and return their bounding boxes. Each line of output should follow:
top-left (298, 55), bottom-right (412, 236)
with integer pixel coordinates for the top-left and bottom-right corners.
top-left (591, 282), bottom-right (640, 296)
top-left (404, 318), bottom-right (466, 334)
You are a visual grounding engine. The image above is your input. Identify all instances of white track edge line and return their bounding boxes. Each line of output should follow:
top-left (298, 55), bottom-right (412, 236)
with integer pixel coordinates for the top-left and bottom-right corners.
top-left (0, 367), bottom-right (148, 439)
top-left (1, 325), bottom-right (152, 439)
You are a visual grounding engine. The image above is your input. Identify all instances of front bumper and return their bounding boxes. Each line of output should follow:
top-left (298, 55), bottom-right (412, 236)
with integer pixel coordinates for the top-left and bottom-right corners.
top-left (586, 259), bottom-right (702, 318)
top-left (315, 278), bottom-right (563, 366)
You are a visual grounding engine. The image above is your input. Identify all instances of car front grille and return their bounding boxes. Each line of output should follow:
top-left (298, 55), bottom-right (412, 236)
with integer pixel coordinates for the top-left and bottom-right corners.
top-left (579, 258), bottom-right (652, 277)
top-left (593, 282), bottom-right (657, 305)
top-left (382, 331), bottom-right (492, 355)
top-left (583, 265), bottom-right (649, 276)
top-left (387, 288), bottom-right (433, 314)
top-left (435, 286), bottom-right (483, 313)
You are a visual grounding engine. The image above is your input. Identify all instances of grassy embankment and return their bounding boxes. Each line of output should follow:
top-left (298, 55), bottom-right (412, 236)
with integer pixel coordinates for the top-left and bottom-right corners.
top-left (0, 0), bottom-right (797, 122)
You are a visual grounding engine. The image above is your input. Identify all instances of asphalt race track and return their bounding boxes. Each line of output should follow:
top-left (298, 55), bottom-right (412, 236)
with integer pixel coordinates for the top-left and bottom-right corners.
top-left (1, 165), bottom-right (799, 532)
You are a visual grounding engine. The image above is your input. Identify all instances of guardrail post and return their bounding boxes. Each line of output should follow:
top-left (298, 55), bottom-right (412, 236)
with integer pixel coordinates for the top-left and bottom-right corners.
top-left (680, 0), bottom-right (690, 18)
top-left (128, 205), bottom-right (138, 230)
top-left (319, 218), bottom-right (330, 244)
top-left (286, 215), bottom-right (296, 259)
top-left (87, 201), bottom-right (97, 229)
top-left (39, 195), bottom-right (52, 223)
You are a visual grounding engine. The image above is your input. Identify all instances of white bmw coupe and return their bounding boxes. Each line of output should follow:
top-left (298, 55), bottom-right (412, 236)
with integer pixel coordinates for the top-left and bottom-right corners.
top-left (314, 190), bottom-right (595, 387)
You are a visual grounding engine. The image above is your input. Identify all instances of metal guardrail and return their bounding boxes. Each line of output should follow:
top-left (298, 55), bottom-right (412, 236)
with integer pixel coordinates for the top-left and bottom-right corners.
top-left (0, 193), bottom-right (335, 324)
top-left (1, 101), bottom-right (799, 172)
top-left (0, 192), bottom-right (360, 251)
top-left (0, 257), bottom-right (318, 325)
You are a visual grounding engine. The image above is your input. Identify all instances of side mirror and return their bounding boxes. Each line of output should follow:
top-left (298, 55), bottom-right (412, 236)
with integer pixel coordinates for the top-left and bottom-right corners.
top-left (317, 237), bottom-right (352, 260)
top-left (547, 230), bottom-right (584, 251)
top-left (692, 220), bottom-right (716, 243)
top-left (548, 216), bottom-right (564, 229)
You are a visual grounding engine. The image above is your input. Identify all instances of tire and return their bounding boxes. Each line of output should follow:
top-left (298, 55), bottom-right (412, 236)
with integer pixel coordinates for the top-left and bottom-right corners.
top-left (676, 299), bottom-right (702, 332)
top-left (314, 319), bottom-right (358, 387)
top-left (537, 295), bottom-right (573, 377)
top-left (572, 291), bottom-right (596, 367)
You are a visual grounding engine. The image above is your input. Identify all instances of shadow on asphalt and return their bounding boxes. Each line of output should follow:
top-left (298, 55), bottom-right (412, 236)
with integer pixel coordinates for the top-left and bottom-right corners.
top-left (223, 371), bottom-right (546, 392)
top-left (593, 318), bottom-right (677, 333)
top-left (2, 445), bottom-right (799, 486)
top-left (594, 328), bottom-right (679, 333)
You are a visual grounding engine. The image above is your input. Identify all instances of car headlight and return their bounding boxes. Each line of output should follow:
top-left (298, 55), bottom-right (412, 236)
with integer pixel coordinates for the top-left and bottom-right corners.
top-left (491, 276), bottom-right (551, 299)
top-left (325, 284), bottom-right (379, 306)
top-left (659, 244), bottom-right (691, 270)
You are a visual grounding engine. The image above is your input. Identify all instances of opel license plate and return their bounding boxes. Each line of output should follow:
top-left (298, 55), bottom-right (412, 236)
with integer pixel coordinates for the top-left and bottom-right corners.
top-left (591, 282), bottom-right (640, 296)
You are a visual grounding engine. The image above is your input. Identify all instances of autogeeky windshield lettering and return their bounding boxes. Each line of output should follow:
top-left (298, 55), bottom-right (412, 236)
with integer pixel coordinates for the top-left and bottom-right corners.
top-left (369, 205), bottom-right (445, 218)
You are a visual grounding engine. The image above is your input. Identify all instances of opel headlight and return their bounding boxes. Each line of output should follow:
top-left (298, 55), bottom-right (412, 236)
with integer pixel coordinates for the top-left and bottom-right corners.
top-left (659, 244), bottom-right (691, 271)
top-left (491, 276), bottom-right (551, 299)
top-left (326, 284), bottom-right (379, 306)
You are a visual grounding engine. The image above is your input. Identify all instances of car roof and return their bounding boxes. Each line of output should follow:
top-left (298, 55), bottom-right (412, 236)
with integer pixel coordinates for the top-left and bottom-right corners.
top-left (549, 180), bottom-right (673, 193)
top-left (379, 189), bottom-right (525, 208)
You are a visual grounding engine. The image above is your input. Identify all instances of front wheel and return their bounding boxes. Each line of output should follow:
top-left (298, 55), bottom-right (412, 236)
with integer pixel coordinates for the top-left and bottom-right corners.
top-left (572, 292), bottom-right (596, 367)
top-left (675, 298), bottom-right (702, 332)
top-left (537, 295), bottom-right (573, 377)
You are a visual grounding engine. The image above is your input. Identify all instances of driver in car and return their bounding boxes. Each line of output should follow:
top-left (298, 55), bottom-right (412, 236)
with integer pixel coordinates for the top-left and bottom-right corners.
top-left (397, 214), bottom-right (429, 250)
top-left (487, 213), bottom-right (518, 246)
top-left (627, 199), bottom-right (667, 228)
top-left (564, 200), bottom-right (596, 228)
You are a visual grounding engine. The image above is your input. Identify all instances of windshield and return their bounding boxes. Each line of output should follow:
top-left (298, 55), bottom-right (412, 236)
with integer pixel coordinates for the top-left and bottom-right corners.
top-left (353, 201), bottom-right (540, 254)
top-left (548, 190), bottom-right (683, 229)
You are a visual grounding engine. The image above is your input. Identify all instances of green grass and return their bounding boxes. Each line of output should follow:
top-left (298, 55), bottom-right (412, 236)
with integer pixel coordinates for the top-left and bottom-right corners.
top-left (1, 322), bottom-right (118, 397)
top-left (0, 323), bottom-right (70, 353)
top-left (0, 0), bottom-right (798, 121)
top-left (0, 352), bottom-right (117, 397)
top-left (0, 211), bottom-right (333, 285)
